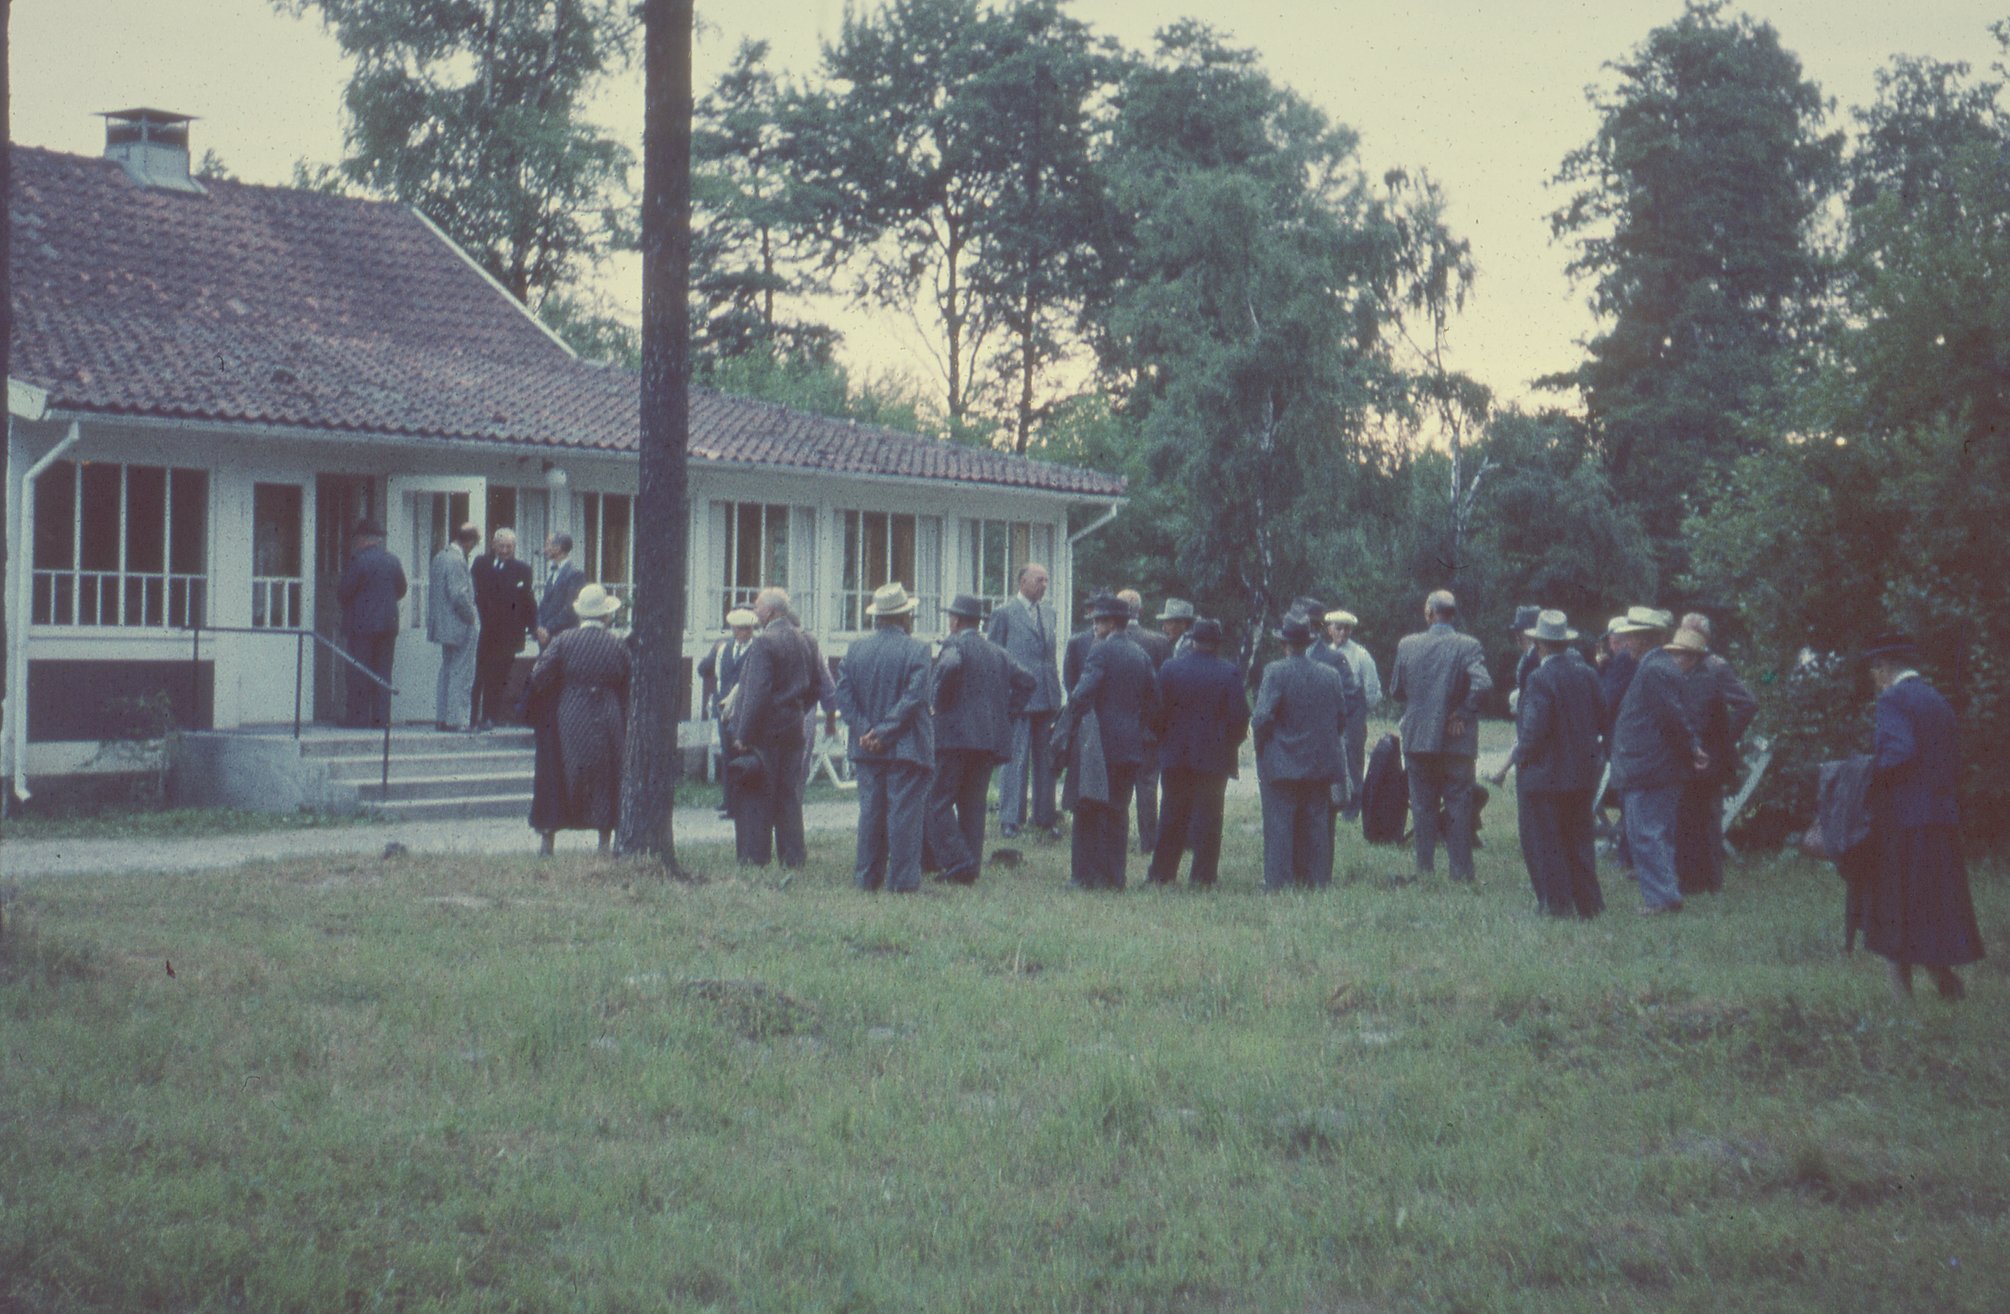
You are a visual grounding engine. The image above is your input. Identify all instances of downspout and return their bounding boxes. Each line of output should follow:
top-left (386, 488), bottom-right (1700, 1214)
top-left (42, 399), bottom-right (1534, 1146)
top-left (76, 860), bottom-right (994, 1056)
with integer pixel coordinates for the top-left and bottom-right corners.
top-left (1067, 500), bottom-right (1122, 547)
top-left (11, 420), bottom-right (82, 801)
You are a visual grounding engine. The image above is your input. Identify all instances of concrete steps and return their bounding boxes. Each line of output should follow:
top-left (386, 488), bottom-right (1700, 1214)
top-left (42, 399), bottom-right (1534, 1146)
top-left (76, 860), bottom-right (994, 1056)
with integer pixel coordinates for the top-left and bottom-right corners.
top-left (300, 725), bottom-right (536, 822)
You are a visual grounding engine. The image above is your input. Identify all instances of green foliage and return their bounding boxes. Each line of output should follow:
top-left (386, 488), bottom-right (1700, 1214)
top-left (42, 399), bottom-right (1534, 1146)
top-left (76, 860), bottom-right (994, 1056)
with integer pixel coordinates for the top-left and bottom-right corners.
top-left (537, 287), bottom-right (640, 366)
top-left (276, 0), bottom-right (637, 304)
top-left (697, 351), bottom-right (933, 438)
top-left (1548, 0), bottom-right (1842, 568)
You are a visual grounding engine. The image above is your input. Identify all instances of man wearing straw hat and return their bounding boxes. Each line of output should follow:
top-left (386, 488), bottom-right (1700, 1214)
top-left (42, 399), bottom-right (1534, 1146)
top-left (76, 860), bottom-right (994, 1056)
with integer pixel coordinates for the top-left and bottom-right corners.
top-left (836, 583), bottom-right (936, 893)
top-left (1389, 589), bottom-right (1493, 884)
top-left (1324, 609), bottom-right (1380, 819)
top-left (699, 608), bottom-right (759, 819)
top-left (1507, 610), bottom-right (1607, 917)
top-left (1608, 610), bottom-right (1707, 914)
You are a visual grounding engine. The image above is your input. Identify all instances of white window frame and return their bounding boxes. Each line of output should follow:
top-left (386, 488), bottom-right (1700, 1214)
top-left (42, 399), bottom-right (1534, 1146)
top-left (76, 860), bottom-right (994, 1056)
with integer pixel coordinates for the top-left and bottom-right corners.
top-left (964, 517), bottom-right (1055, 611)
top-left (578, 490), bottom-right (637, 610)
top-left (838, 508), bottom-right (940, 632)
top-left (31, 459), bottom-right (209, 629)
top-left (251, 481), bottom-right (306, 629)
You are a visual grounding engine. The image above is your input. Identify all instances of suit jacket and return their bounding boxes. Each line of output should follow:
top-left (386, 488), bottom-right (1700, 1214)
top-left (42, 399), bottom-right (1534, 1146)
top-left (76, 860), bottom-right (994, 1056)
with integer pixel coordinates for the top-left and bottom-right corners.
top-left (336, 544), bottom-right (407, 638)
top-left (1309, 641), bottom-right (1365, 720)
top-left (984, 592), bottom-right (1063, 714)
top-left (1156, 651), bottom-right (1250, 778)
top-left (1251, 652), bottom-right (1348, 783)
top-left (1337, 638), bottom-right (1381, 707)
top-left (934, 627), bottom-right (1034, 762)
top-left (732, 618), bottom-right (814, 751)
top-left (836, 623), bottom-right (935, 768)
top-left (1683, 652), bottom-right (1759, 784)
top-left (1873, 674), bottom-right (1961, 829)
top-left (471, 553), bottom-right (536, 650)
top-left (1608, 648), bottom-right (1702, 792)
top-left (1600, 647), bottom-right (1639, 732)
top-left (426, 546), bottom-right (477, 646)
top-left (1128, 622), bottom-right (1176, 672)
top-left (1390, 622), bottom-right (1492, 756)
top-left (1062, 631), bottom-right (1160, 768)
top-left (1511, 649), bottom-right (1604, 794)
top-left (698, 637), bottom-right (752, 716)
top-left (537, 558), bottom-right (585, 638)
top-left (1062, 627), bottom-right (1095, 699)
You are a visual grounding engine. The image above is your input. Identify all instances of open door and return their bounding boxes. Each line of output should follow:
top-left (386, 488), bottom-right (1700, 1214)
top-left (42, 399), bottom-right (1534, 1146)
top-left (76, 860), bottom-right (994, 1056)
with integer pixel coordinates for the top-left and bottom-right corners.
top-left (385, 474), bottom-right (486, 724)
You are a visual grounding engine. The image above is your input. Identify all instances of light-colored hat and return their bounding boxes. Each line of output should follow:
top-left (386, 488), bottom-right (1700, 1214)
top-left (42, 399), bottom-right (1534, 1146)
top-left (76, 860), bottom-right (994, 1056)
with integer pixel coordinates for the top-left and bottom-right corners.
top-left (1611, 605), bottom-right (1674, 635)
top-left (1157, 598), bottom-right (1196, 622)
top-left (725, 607), bottom-right (758, 628)
top-left (573, 583), bottom-right (623, 619)
top-left (867, 581), bottom-right (920, 616)
top-left (1664, 627), bottom-right (1708, 656)
top-left (1525, 609), bottom-right (1578, 643)
top-left (1604, 615), bottom-right (1629, 636)
top-left (1324, 609), bottom-right (1358, 627)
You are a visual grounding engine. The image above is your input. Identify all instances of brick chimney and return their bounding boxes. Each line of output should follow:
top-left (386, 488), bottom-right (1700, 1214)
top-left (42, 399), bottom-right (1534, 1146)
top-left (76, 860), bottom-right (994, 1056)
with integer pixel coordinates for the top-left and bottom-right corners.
top-left (101, 108), bottom-right (206, 195)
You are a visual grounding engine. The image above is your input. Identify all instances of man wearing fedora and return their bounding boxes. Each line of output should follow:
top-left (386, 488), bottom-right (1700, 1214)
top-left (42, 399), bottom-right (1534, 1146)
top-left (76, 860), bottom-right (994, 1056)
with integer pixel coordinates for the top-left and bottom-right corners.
top-left (836, 583), bottom-right (937, 892)
top-left (1253, 613), bottom-right (1351, 889)
top-left (1324, 609), bottom-right (1381, 819)
top-left (699, 608), bottom-right (760, 820)
top-left (1146, 618), bottom-right (1247, 886)
top-left (730, 588), bottom-right (817, 868)
top-left (928, 594), bottom-right (1035, 884)
top-left (1507, 611), bottom-right (1607, 917)
top-left (1608, 610), bottom-right (1708, 914)
top-left (1389, 590), bottom-right (1493, 883)
top-left (986, 563), bottom-right (1064, 841)
top-left (336, 518), bottom-right (406, 728)
top-left (1118, 589), bottom-right (1175, 853)
top-left (1057, 592), bottom-right (1161, 889)
top-left (1159, 597), bottom-right (1198, 661)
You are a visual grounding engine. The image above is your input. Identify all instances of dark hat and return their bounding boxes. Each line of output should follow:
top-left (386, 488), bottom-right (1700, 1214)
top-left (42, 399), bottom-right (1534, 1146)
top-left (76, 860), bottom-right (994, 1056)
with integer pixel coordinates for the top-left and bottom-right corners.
top-left (1088, 592), bottom-right (1131, 620)
top-left (352, 519), bottom-right (386, 540)
top-left (1512, 605), bottom-right (1542, 633)
top-left (943, 593), bottom-right (985, 620)
top-left (1863, 632), bottom-right (1918, 662)
top-left (1288, 596), bottom-right (1325, 620)
top-left (1276, 614), bottom-right (1315, 645)
top-left (1190, 617), bottom-right (1224, 646)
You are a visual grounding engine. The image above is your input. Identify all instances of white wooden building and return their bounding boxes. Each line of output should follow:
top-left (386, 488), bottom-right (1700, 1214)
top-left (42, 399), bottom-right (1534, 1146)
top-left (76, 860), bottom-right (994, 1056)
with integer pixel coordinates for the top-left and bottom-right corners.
top-left (4, 112), bottom-right (1123, 797)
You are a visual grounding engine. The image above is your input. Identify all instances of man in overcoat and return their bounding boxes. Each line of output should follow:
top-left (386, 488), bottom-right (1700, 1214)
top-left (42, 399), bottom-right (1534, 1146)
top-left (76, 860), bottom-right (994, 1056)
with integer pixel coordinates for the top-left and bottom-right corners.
top-left (1057, 593), bottom-right (1160, 889)
top-left (1118, 589), bottom-right (1175, 853)
top-left (985, 562), bottom-right (1064, 839)
top-left (1609, 617), bottom-right (1708, 914)
top-left (1324, 609), bottom-right (1381, 819)
top-left (1389, 589), bottom-right (1492, 883)
top-left (928, 593), bottom-right (1035, 883)
top-left (427, 521), bottom-right (481, 731)
top-left (1507, 610), bottom-right (1606, 917)
top-left (1252, 613), bottom-right (1350, 889)
top-left (699, 609), bottom-right (758, 819)
top-left (336, 519), bottom-right (406, 728)
top-left (470, 527), bottom-right (536, 728)
top-left (1146, 618), bottom-right (1248, 886)
top-left (1674, 612), bottom-right (1758, 895)
top-left (731, 588), bottom-right (816, 868)
top-left (836, 583), bottom-right (936, 892)
top-left (1307, 604), bottom-right (1363, 818)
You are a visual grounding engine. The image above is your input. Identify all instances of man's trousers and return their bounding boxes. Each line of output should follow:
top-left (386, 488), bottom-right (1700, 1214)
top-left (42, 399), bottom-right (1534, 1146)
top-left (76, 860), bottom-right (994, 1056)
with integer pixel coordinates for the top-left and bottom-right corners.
top-left (735, 741), bottom-right (808, 868)
top-left (853, 760), bottom-right (930, 891)
top-left (1133, 755), bottom-right (1161, 852)
top-left (1675, 779), bottom-right (1727, 895)
top-left (434, 640), bottom-right (476, 729)
top-left (925, 748), bottom-right (993, 880)
top-left (1622, 783), bottom-right (1684, 910)
top-left (1406, 751), bottom-right (1477, 881)
top-left (1261, 777), bottom-right (1334, 890)
top-left (345, 632), bottom-right (396, 728)
top-left (1520, 788), bottom-right (1603, 917)
top-left (1146, 766), bottom-right (1228, 885)
top-left (998, 712), bottom-right (1058, 833)
top-left (471, 636), bottom-right (521, 725)
top-left (1070, 764), bottom-right (1138, 889)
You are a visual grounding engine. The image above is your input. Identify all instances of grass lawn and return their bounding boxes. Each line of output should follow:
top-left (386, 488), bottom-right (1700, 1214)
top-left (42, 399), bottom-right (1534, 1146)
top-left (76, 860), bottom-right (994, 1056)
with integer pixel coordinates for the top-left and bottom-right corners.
top-left (3, 777), bottom-right (2005, 1311)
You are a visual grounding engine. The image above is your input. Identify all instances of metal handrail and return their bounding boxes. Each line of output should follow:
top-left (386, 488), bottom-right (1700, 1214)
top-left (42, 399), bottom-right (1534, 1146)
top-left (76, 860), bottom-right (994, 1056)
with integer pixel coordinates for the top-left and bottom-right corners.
top-left (180, 623), bottom-right (399, 794)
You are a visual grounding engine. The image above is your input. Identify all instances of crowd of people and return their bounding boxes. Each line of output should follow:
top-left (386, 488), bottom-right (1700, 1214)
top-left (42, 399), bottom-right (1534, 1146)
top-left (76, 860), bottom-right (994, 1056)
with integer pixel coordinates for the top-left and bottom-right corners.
top-left (340, 520), bottom-right (1983, 1002)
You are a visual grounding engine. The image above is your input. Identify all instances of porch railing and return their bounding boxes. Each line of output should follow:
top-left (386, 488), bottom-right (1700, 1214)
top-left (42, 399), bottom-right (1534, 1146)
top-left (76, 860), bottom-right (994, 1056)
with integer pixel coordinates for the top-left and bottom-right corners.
top-left (180, 623), bottom-right (399, 794)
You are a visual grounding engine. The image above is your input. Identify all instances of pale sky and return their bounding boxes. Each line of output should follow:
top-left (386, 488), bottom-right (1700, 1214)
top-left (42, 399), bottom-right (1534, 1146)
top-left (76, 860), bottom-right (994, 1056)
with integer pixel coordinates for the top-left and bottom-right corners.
top-left (13, 0), bottom-right (2007, 414)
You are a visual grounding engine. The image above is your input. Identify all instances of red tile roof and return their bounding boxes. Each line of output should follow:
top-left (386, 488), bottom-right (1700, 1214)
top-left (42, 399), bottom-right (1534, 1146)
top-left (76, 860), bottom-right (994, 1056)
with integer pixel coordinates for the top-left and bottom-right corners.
top-left (8, 146), bottom-right (1124, 499)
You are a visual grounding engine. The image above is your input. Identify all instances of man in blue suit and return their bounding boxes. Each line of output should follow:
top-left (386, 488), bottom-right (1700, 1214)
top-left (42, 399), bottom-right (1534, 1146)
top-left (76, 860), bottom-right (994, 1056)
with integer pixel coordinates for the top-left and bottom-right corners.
top-left (1058, 593), bottom-right (1161, 890)
top-left (1507, 611), bottom-right (1607, 918)
top-left (1146, 618), bottom-right (1248, 886)
top-left (836, 583), bottom-right (936, 893)
top-left (928, 594), bottom-right (1035, 883)
top-left (335, 519), bottom-right (406, 727)
top-left (985, 562), bottom-right (1064, 839)
top-left (1253, 613), bottom-right (1350, 889)
top-left (535, 532), bottom-right (585, 648)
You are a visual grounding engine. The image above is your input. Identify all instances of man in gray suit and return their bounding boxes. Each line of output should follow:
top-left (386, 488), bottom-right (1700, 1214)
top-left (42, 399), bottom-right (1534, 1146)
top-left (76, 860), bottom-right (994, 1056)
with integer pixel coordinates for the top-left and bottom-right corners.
top-left (427, 521), bottom-right (481, 731)
top-left (928, 594), bottom-right (1035, 884)
top-left (1389, 589), bottom-right (1493, 883)
top-left (985, 562), bottom-right (1063, 839)
top-left (1506, 611), bottom-right (1606, 917)
top-left (1252, 613), bottom-right (1350, 889)
top-left (836, 583), bottom-right (936, 893)
top-left (1609, 616), bottom-right (1708, 915)
top-left (1118, 589), bottom-right (1174, 852)
top-left (730, 588), bottom-right (816, 868)
top-left (1325, 609), bottom-right (1380, 820)
top-left (1058, 593), bottom-right (1161, 890)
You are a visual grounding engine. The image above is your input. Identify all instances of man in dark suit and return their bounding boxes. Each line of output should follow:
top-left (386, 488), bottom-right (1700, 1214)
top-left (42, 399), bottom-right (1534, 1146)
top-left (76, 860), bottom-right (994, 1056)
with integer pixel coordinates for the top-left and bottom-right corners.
top-left (985, 562), bottom-right (1064, 839)
top-left (535, 531), bottom-right (585, 648)
top-left (1117, 589), bottom-right (1175, 853)
top-left (731, 588), bottom-right (816, 868)
top-left (1147, 618), bottom-right (1249, 886)
top-left (1674, 612), bottom-right (1759, 896)
top-left (698, 608), bottom-right (758, 819)
top-left (1506, 611), bottom-right (1606, 917)
top-left (1252, 613), bottom-right (1350, 889)
top-left (1306, 603), bottom-right (1363, 819)
top-left (928, 594), bottom-right (1035, 883)
top-left (836, 583), bottom-right (936, 892)
top-left (1389, 590), bottom-right (1493, 883)
top-left (1057, 593), bottom-right (1161, 890)
top-left (335, 519), bottom-right (406, 728)
top-left (1609, 615), bottom-right (1707, 915)
top-left (470, 527), bottom-right (536, 728)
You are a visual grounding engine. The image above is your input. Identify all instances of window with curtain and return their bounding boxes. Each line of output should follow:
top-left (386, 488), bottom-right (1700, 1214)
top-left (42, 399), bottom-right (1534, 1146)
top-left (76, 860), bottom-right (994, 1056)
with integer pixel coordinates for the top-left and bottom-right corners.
top-left (839, 509), bottom-right (940, 630)
top-left (963, 518), bottom-right (1055, 608)
top-left (32, 460), bottom-right (208, 627)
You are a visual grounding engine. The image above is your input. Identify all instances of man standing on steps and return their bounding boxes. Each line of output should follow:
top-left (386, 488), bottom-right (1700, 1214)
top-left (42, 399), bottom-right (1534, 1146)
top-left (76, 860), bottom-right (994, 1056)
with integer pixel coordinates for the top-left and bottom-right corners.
top-left (927, 594), bottom-right (1034, 884)
top-left (986, 562), bottom-right (1063, 840)
top-left (470, 527), bottom-right (535, 729)
top-left (535, 532), bottom-right (584, 649)
top-left (427, 521), bottom-right (481, 731)
top-left (836, 583), bottom-right (936, 893)
top-left (336, 519), bottom-right (406, 729)
top-left (1389, 589), bottom-right (1492, 884)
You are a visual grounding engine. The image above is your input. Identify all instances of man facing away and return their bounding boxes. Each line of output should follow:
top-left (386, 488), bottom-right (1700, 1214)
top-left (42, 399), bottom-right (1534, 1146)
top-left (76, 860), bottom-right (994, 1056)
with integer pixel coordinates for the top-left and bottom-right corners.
top-left (427, 521), bottom-right (481, 731)
top-left (928, 593), bottom-right (1035, 884)
top-left (470, 527), bottom-right (535, 729)
top-left (836, 583), bottom-right (936, 893)
top-left (1146, 617), bottom-right (1248, 886)
top-left (698, 609), bottom-right (758, 820)
top-left (1252, 612), bottom-right (1350, 890)
top-left (534, 532), bottom-right (584, 648)
top-left (336, 518), bottom-right (406, 728)
top-left (1323, 609), bottom-right (1381, 820)
top-left (1117, 588), bottom-right (1175, 853)
top-left (1304, 599), bottom-right (1362, 819)
top-left (1673, 611), bottom-right (1758, 896)
top-left (730, 587), bottom-right (816, 868)
top-left (1389, 589), bottom-right (1493, 883)
top-left (984, 562), bottom-right (1063, 839)
top-left (1057, 592), bottom-right (1161, 890)
top-left (1608, 613), bottom-right (1708, 915)
top-left (1506, 610), bottom-right (1607, 918)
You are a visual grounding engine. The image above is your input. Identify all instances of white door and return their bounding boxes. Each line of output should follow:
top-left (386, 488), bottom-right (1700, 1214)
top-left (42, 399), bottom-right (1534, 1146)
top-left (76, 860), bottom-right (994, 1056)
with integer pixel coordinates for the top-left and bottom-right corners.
top-left (386, 475), bottom-right (486, 724)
